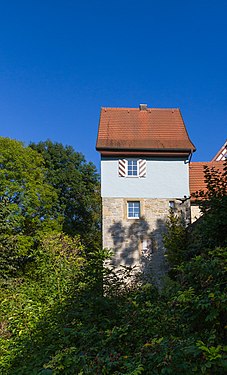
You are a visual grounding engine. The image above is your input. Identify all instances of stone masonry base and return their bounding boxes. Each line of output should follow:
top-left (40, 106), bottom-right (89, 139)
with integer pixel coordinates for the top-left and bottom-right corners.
top-left (102, 197), bottom-right (191, 283)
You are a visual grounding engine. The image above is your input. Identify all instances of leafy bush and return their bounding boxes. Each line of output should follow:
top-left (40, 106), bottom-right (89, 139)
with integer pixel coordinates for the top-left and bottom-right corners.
top-left (190, 160), bottom-right (227, 252)
top-left (0, 139), bottom-right (227, 374)
top-left (163, 210), bottom-right (188, 269)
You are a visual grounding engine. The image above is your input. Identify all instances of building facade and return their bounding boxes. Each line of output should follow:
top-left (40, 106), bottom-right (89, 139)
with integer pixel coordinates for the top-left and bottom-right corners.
top-left (96, 104), bottom-right (196, 278)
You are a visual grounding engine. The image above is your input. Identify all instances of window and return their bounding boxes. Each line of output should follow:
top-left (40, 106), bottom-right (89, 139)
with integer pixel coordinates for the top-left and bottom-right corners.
top-left (118, 159), bottom-right (146, 177)
top-left (127, 160), bottom-right (138, 176)
top-left (169, 201), bottom-right (175, 209)
top-left (128, 201), bottom-right (140, 218)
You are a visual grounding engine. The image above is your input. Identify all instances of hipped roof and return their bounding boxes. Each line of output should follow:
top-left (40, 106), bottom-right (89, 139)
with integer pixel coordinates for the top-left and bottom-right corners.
top-left (96, 107), bottom-right (196, 155)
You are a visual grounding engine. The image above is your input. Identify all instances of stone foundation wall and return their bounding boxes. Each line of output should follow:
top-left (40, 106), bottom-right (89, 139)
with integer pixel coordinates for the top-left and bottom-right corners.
top-left (102, 197), bottom-right (191, 283)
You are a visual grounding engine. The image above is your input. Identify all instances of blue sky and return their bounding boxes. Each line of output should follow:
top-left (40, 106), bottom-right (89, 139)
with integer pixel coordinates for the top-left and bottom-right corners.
top-left (0, 0), bottom-right (226, 169)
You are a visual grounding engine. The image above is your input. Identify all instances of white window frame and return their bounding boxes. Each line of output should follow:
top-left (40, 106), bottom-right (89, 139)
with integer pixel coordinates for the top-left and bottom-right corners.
top-left (127, 159), bottom-right (138, 177)
top-left (127, 201), bottom-right (140, 219)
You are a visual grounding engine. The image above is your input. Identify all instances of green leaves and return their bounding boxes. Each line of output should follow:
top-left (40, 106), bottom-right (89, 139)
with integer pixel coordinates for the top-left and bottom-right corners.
top-left (29, 140), bottom-right (101, 247)
top-left (0, 138), bottom-right (59, 227)
top-left (163, 210), bottom-right (188, 269)
top-left (0, 137), bottom-right (61, 279)
top-left (196, 341), bottom-right (226, 373)
top-left (1, 137), bottom-right (227, 374)
top-left (191, 160), bottom-right (227, 251)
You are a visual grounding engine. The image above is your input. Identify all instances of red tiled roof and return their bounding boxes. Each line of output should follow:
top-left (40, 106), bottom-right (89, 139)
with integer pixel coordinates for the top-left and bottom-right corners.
top-left (189, 161), bottom-right (225, 199)
top-left (96, 107), bottom-right (196, 155)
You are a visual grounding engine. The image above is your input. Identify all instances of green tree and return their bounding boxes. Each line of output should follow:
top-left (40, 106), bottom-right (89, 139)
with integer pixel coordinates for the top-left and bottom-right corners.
top-left (30, 140), bottom-right (101, 247)
top-left (0, 137), bottom-right (60, 277)
top-left (163, 209), bottom-right (187, 269)
top-left (190, 160), bottom-right (227, 252)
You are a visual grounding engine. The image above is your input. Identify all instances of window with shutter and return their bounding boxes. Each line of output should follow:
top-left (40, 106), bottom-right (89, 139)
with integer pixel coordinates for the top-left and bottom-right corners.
top-left (118, 159), bottom-right (147, 178)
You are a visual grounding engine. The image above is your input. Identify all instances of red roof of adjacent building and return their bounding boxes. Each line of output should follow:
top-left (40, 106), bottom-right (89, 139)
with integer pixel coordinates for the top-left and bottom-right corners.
top-left (96, 106), bottom-right (196, 156)
top-left (189, 161), bottom-right (225, 199)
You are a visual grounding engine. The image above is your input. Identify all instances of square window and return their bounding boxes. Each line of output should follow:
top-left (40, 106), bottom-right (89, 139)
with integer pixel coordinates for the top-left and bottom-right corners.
top-left (127, 201), bottom-right (140, 218)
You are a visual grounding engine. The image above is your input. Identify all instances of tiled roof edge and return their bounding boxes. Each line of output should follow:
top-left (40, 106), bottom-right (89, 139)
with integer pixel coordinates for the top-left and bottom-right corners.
top-left (178, 108), bottom-right (196, 152)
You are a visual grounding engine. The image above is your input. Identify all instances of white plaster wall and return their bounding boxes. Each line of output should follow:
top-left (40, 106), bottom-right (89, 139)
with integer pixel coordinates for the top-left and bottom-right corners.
top-left (191, 204), bottom-right (202, 223)
top-left (101, 157), bottom-right (190, 198)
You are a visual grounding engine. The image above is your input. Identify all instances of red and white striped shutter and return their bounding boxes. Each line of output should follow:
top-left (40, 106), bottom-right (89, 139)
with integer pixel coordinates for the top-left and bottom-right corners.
top-left (118, 159), bottom-right (127, 177)
top-left (139, 159), bottom-right (146, 177)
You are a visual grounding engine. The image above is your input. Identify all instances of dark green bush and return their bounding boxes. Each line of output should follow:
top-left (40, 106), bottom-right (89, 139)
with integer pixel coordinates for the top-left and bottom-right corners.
top-left (1, 142), bottom-right (226, 374)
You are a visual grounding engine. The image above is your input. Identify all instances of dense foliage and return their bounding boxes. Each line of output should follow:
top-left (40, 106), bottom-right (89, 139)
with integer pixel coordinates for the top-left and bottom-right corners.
top-left (0, 140), bottom-right (226, 374)
top-left (0, 138), bottom-right (61, 279)
top-left (29, 140), bottom-right (101, 248)
top-left (189, 161), bottom-right (227, 253)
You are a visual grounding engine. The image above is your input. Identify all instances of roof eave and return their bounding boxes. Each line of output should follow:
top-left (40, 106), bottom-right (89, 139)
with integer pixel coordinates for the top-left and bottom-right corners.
top-left (96, 146), bottom-right (195, 153)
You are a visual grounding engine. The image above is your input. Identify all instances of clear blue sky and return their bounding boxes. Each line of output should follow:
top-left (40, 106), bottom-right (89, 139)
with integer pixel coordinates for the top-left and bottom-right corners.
top-left (0, 0), bottom-right (226, 169)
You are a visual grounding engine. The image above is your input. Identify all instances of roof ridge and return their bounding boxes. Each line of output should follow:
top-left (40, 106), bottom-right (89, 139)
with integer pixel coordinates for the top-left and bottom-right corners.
top-left (101, 107), bottom-right (180, 110)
